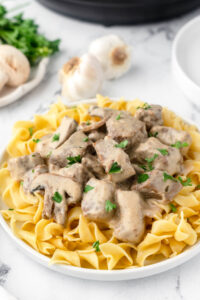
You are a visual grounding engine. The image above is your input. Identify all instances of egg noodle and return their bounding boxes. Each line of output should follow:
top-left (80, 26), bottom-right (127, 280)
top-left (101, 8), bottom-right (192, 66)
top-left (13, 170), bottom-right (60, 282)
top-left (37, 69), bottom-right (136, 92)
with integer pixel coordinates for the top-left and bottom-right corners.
top-left (1, 95), bottom-right (200, 270)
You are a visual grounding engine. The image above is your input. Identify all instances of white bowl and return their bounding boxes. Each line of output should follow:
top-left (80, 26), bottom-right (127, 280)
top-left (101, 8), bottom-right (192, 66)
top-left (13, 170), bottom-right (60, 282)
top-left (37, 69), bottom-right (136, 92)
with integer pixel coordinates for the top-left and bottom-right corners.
top-left (172, 15), bottom-right (200, 105)
top-left (1, 98), bottom-right (200, 281)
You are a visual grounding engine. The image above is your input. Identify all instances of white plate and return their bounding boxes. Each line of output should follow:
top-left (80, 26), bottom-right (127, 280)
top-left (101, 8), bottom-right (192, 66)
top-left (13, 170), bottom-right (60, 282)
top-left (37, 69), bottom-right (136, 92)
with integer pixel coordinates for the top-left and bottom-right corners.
top-left (172, 15), bottom-right (200, 105)
top-left (1, 98), bottom-right (200, 281)
top-left (0, 58), bottom-right (49, 108)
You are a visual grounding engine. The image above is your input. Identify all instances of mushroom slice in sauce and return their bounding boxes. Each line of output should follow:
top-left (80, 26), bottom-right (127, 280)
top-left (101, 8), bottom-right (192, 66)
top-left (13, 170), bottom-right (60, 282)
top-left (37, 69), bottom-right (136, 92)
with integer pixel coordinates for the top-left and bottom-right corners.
top-left (150, 125), bottom-right (192, 156)
top-left (30, 173), bottom-right (82, 225)
top-left (88, 130), bottom-right (106, 142)
top-left (106, 114), bottom-right (147, 147)
top-left (50, 131), bottom-right (89, 168)
top-left (23, 164), bottom-right (48, 193)
top-left (94, 136), bottom-right (135, 183)
top-left (8, 153), bottom-right (44, 181)
top-left (82, 178), bottom-right (116, 223)
top-left (135, 104), bottom-right (163, 129)
top-left (111, 190), bottom-right (145, 244)
top-left (79, 119), bottom-right (106, 132)
top-left (132, 169), bottom-right (182, 203)
top-left (133, 137), bottom-right (183, 175)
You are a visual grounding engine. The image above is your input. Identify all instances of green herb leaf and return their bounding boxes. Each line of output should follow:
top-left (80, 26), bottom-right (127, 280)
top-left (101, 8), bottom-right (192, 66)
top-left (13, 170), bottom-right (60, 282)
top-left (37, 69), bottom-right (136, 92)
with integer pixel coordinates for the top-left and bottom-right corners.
top-left (148, 132), bottom-right (158, 138)
top-left (32, 169), bottom-right (35, 173)
top-left (115, 140), bottom-right (128, 149)
top-left (137, 103), bottom-right (152, 110)
top-left (157, 148), bottom-right (168, 156)
top-left (20, 181), bottom-right (24, 186)
top-left (8, 208), bottom-right (14, 211)
top-left (28, 127), bottom-right (33, 136)
top-left (83, 137), bottom-right (89, 142)
top-left (169, 203), bottom-right (177, 212)
top-left (84, 185), bottom-right (94, 193)
top-left (163, 172), bottom-right (177, 182)
top-left (52, 191), bottom-right (62, 203)
top-left (46, 151), bottom-right (52, 158)
top-left (67, 155), bottom-right (81, 165)
top-left (32, 154), bottom-right (36, 157)
top-left (108, 162), bottom-right (121, 174)
top-left (105, 200), bottom-right (117, 212)
top-left (196, 184), bottom-right (200, 190)
top-left (0, 5), bottom-right (60, 65)
top-left (138, 173), bottom-right (149, 183)
top-left (92, 240), bottom-right (100, 252)
top-left (33, 138), bottom-right (40, 143)
top-left (85, 121), bottom-right (91, 125)
top-left (116, 114), bottom-right (121, 120)
top-left (145, 154), bottom-right (158, 163)
top-left (171, 141), bottom-right (189, 149)
top-left (52, 133), bottom-right (60, 142)
top-left (178, 177), bottom-right (192, 187)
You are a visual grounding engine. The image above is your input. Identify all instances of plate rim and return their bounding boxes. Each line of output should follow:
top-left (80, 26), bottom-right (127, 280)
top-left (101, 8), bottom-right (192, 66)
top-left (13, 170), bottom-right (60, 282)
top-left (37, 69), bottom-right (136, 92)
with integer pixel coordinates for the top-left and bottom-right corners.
top-left (1, 97), bottom-right (200, 281)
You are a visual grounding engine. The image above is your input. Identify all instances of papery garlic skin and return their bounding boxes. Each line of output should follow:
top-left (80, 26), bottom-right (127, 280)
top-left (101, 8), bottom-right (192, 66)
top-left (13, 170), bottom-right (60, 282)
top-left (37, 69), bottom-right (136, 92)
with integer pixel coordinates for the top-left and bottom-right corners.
top-left (59, 54), bottom-right (104, 102)
top-left (89, 34), bottom-right (131, 80)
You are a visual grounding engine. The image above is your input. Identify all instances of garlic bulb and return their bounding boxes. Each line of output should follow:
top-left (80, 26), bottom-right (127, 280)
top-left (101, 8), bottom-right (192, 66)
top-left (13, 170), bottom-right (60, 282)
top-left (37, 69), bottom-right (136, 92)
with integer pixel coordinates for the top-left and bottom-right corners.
top-left (89, 34), bottom-right (131, 80)
top-left (59, 53), bottom-right (104, 102)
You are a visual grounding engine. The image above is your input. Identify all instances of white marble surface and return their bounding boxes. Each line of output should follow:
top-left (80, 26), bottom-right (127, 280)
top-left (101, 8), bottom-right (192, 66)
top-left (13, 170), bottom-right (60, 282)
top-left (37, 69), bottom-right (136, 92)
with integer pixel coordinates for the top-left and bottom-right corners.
top-left (0, 1), bottom-right (200, 299)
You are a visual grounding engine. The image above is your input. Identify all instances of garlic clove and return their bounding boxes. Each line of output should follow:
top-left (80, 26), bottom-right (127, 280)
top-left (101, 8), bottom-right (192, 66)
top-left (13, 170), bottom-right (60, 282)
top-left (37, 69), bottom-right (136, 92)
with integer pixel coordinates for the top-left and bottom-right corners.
top-left (59, 53), bottom-right (104, 102)
top-left (0, 66), bottom-right (8, 91)
top-left (89, 34), bottom-right (131, 80)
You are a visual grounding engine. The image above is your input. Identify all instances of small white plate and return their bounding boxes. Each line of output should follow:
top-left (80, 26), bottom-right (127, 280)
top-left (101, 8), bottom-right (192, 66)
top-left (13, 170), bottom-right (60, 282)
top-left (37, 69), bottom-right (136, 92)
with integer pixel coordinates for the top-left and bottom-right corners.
top-left (0, 58), bottom-right (49, 108)
top-left (1, 98), bottom-right (200, 281)
top-left (172, 16), bottom-right (200, 104)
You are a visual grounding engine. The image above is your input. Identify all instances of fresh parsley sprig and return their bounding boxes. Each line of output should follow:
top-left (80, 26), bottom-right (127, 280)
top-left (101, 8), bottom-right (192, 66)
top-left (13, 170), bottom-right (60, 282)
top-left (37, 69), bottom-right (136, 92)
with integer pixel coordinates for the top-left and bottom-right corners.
top-left (67, 155), bottom-right (81, 166)
top-left (52, 191), bottom-right (62, 203)
top-left (115, 140), bottom-right (128, 149)
top-left (105, 200), bottom-right (117, 212)
top-left (108, 162), bottom-right (121, 174)
top-left (92, 240), bottom-right (100, 252)
top-left (171, 141), bottom-right (189, 149)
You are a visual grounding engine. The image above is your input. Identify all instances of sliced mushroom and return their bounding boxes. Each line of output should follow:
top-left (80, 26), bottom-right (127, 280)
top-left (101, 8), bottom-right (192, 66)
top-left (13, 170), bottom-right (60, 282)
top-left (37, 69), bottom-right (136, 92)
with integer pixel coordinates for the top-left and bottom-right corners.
top-left (23, 164), bottom-right (48, 193)
top-left (111, 190), bottom-right (145, 244)
top-left (30, 173), bottom-right (82, 225)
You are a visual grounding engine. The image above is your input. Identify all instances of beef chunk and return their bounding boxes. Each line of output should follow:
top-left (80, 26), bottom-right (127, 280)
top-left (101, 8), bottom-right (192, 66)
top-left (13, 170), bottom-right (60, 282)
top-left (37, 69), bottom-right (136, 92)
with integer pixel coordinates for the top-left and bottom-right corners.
top-left (112, 190), bottom-right (145, 244)
top-left (94, 137), bottom-right (135, 183)
top-left (8, 153), bottom-right (44, 181)
top-left (133, 137), bottom-right (183, 175)
top-left (150, 126), bottom-right (192, 155)
top-left (50, 131), bottom-right (89, 167)
top-left (132, 169), bottom-right (182, 203)
top-left (82, 153), bottom-right (105, 179)
top-left (135, 104), bottom-right (163, 129)
top-left (82, 178), bottom-right (115, 222)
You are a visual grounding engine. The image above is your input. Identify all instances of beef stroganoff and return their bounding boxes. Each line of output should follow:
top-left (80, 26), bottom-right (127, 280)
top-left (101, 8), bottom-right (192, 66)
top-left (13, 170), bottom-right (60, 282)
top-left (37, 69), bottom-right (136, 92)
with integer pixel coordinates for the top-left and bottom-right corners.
top-left (1, 95), bottom-right (200, 270)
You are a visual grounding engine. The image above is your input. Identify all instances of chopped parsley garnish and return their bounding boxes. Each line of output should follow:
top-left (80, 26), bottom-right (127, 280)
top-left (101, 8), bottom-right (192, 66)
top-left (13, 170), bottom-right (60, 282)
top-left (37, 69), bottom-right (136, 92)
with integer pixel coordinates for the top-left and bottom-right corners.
top-left (137, 173), bottom-right (149, 183)
top-left (178, 177), bottom-right (192, 187)
top-left (28, 127), bottom-right (33, 136)
top-left (85, 121), bottom-right (91, 125)
top-left (84, 185), bottom-right (94, 193)
top-left (171, 141), bottom-right (189, 149)
top-left (52, 133), bottom-right (60, 142)
top-left (83, 137), bottom-right (89, 142)
top-left (108, 162), bottom-right (121, 174)
top-left (196, 184), bottom-right (200, 190)
top-left (20, 181), bottom-right (24, 186)
top-left (67, 155), bottom-right (81, 165)
top-left (116, 114), bottom-right (121, 120)
top-left (8, 208), bottom-right (14, 211)
top-left (145, 154), bottom-right (158, 164)
top-left (137, 103), bottom-right (152, 110)
top-left (169, 203), bottom-right (177, 212)
top-left (32, 154), bottom-right (36, 157)
top-left (33, 138), bottom-right (40, 143)
top-left (115, 140), bottom-right (128, 149)
top-left (92, 240), bottom-right (100, 252)
top-left (163, 172), bottom-right (177, 182)
top-left (46, 151), bottom-right (52, 158)
top-left (52, 191), bottom-right (62, 203)
top-left (157, 148), bottom-right (168, 156)
top-left (148, 132), bottom-right (158, 138)
top-left (105, 200), bottom-right (117, 212)
top-left (32, 169), bottom-right (35, 173)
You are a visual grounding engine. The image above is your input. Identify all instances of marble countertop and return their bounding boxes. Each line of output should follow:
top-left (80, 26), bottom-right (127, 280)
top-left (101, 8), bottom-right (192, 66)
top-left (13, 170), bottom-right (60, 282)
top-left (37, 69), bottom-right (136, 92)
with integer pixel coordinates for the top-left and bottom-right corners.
top-left (0, 1), bottom-right (200, 299)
